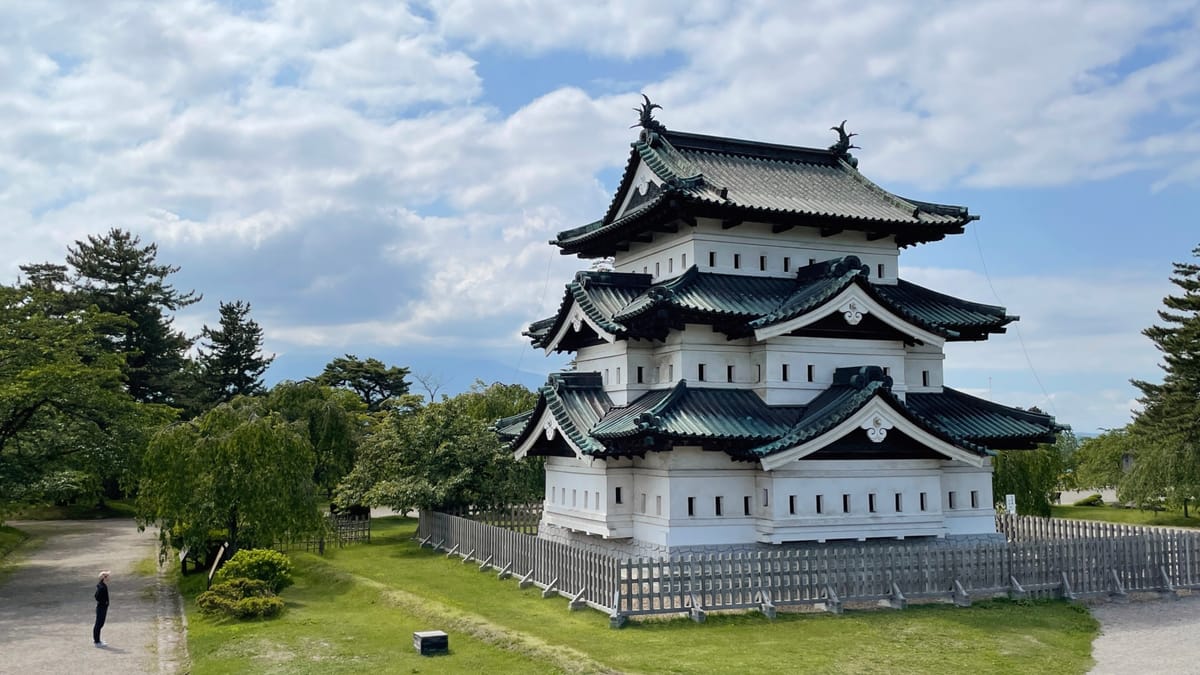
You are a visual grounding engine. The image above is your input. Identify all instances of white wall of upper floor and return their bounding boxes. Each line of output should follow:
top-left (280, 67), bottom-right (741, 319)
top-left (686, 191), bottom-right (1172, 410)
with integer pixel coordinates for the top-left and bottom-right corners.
top-left (574, 327), bottom-right (944, 406)
top-left (610, 218), bottom-right (899, 285)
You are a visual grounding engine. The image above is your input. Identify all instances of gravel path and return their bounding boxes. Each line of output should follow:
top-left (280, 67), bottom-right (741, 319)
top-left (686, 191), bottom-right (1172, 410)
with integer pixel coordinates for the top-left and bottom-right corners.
top-left (0, 519), bottom-right (186, 675)
top-left (1089, 594), bottom-right (1200, 674)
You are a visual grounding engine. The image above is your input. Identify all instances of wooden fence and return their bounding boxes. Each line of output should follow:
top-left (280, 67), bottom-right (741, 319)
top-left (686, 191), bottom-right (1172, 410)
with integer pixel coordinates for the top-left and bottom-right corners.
top-left (418, 510), bottom-right (1200, 625)
top-left (276, 515), bottom-right (372, 554)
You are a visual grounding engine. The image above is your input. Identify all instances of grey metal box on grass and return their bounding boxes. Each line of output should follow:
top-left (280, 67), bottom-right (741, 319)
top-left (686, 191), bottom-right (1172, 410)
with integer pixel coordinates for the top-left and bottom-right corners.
top-left (413, 630), bottom-right (448, 655)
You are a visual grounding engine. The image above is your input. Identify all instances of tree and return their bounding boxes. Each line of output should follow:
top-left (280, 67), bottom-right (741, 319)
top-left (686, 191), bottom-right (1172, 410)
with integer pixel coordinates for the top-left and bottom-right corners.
top-left (195, 301), bottom-right (274, 407)
top-left (266, 381), bottom-right (362, 498)
top-left (992, 432), bottom-right (1071, 517)
top-left (0, 284), bottom-right (171, 514)
top-left (66, 228), bottom-right (199, 406)
top-left (1073, 428), bottom-right (1133, 491)
top-left (137, 397), bottom-right (322, 555)
top-left (1124, 244), bottom-right (1200, 511)
top-left (313, 354), bottom-right (410, 412)
top-left (335, 383), bottom-right (541, 513)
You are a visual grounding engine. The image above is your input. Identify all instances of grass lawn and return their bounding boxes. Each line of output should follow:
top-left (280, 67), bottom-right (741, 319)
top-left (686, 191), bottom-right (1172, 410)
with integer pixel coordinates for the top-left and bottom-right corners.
top-left (10, 498), bottom-right (136, 520)
top-left (184, 517), bottom-right (1099, 674)
top-left (0, 524), bottom-right (28, 559)
top-left (1052, 505), bottom-right (1200, 528)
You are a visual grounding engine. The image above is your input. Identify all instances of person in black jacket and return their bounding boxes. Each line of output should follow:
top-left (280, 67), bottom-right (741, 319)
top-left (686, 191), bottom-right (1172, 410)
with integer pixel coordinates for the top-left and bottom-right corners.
top-left (93, 570), bottom-right (110, 647)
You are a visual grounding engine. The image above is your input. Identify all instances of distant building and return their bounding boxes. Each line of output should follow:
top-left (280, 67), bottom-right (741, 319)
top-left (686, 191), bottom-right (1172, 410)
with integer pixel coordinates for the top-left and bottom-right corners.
top-left (498, 103), bottom-right (1060, 555)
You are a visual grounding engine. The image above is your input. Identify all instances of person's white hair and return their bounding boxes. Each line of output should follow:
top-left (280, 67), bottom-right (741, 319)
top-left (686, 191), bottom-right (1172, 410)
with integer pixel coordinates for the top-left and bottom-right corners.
top-left (98, 570), bottom-right (110, 580)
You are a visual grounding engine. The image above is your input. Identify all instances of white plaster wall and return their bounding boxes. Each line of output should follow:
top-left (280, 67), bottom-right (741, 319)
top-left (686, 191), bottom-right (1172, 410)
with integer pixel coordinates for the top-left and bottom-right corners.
top-left (904, 343), bottom-right (945, 393)
top-left (940, 461), bottom-right (997, 536)
top-left (543, 456), bottom-right (633, 538)
top-left (757, 337), bottom-right (908, 405)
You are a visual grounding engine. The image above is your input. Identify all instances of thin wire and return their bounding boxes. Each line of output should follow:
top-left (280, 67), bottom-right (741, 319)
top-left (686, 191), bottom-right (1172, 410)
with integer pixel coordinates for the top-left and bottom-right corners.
top-left (971, 225), bottom-right (1058, 417)
top-left (513, 246), bottom-right (557, 383)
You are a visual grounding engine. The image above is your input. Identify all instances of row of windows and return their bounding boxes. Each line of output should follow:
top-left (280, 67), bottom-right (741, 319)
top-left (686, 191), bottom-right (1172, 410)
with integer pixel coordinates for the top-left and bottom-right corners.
top-left (601, 363), bottom-right (931, 387)
top-left (641, 253), bottom-right (888, 279)
top-left (551, 486), bottom-right (981, 515)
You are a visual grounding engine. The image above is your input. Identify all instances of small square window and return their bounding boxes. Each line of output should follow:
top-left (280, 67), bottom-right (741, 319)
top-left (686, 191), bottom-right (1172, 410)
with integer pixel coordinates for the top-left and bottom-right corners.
top-left (809, 258), bottom-right (816, 265)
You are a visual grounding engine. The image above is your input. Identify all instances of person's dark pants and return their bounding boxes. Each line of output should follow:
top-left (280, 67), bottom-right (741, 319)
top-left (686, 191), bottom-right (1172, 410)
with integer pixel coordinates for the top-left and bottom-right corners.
top-left (93, 604), bottom-right (107, 643)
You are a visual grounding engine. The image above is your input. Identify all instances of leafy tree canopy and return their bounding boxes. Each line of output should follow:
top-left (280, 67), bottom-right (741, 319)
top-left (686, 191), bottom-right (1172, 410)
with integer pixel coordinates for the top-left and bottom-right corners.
top-left (313, 354), bottom-right (410, 412)
top-left (335, 381), bottom-right (541, 513)
top-left (196, 300), bottom-right (274, 407)
top-left (0, 284), bottom-right (172, 514)
top-left (993, 432), bottom-right (1073, 517)
top-left (66, 229), bottom-right (200, 406)
top-left (137, 397), bottom-right (322, 554)
top-left (267, 381), bottom-right (363, 497)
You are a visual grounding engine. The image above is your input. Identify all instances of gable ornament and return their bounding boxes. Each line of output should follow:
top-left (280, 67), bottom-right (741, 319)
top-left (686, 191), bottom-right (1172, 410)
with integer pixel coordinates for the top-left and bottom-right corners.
top-left (838, 298), bottom-right (867, 325)
top-left (862, 414), bottom-right (893, 443)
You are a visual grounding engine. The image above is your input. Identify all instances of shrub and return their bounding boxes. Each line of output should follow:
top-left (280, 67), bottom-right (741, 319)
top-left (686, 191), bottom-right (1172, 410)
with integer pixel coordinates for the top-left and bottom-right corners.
top-left (197, 578), bottom-right (284, 619)
top-left (215, 548), bottom-right (293, 592)
top-left (1073, 493), bottom-right (1104, 507)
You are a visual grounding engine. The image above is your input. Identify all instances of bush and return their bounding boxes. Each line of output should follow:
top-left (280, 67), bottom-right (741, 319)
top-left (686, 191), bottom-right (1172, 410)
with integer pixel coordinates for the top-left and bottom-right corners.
top-left (196, 578), bottom-right (284, 619)
top-left (1073, 493), bottom-right (1104, 507)
top-left (215, 548), bottom-right (293, 592)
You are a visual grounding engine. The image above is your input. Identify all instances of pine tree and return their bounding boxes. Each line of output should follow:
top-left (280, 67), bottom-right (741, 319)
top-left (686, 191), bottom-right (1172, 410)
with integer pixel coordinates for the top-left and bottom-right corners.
top-left (66, 229), bottom-right (199, 405)
top-left (1125, 244), bottom-right (1200, 509)
top-left (196, 300), bottom-right (274, 406)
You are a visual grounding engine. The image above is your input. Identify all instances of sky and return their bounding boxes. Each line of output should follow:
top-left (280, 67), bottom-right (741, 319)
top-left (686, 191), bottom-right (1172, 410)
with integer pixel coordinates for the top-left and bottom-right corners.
top-left (2, 0), bottom-right (1198, 434)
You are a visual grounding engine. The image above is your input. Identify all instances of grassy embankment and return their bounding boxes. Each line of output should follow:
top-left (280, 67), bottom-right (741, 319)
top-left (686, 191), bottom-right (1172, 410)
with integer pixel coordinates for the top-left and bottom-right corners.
top-left (1052, 504), bottom-right (1200, 528)
top-left (183, 517), bottom-right (1098, 674)
top-left (10, 498), bottom-right (137, 520)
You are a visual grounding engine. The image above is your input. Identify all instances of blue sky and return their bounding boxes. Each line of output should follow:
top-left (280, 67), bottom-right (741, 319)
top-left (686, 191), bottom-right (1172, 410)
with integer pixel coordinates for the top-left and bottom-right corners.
top-left (2, 1), bottom-right (1198, 432)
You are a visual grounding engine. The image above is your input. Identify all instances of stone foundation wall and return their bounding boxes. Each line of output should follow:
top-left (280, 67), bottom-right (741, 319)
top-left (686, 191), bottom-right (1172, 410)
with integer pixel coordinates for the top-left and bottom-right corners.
top-left (538, 522), bottom-right (1005, 559)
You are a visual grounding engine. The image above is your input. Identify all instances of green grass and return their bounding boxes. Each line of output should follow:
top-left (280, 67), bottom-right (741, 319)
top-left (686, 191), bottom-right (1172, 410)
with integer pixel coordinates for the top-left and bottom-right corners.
top-left (0, 525), bottom-right (28, 559)
top-left (184, 517), bottom-right (1098, 674)
top-left (11, 499), bottom-right (137, 520)
top-left (1052, 505), bottom-right (1200, 528)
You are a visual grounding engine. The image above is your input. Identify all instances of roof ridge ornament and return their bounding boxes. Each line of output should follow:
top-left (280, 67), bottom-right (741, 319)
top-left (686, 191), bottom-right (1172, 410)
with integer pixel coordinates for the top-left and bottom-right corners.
top-left (632, 94), bottom-right (667, 142)
top-left (829, 120), bottom-right (860, 168)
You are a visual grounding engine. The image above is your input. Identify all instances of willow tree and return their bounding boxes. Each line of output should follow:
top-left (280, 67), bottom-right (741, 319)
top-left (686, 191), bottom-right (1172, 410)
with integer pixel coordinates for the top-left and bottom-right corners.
top-left (137, 398), bottom-right (321, 555)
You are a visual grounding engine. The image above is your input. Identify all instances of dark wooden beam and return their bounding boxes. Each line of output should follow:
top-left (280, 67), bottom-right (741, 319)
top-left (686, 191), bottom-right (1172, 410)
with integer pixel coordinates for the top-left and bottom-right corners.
top-left (721, 219), bottom-right (743, 230)
top-left (772, 224), bottom-right (795, 234)
top-left (820, 227), bottom-right (844, 238)
top-left (866, 232), bottom-right (889, 241)
top-left (652, 221), bottom-right (679, 233)
top-left (614, 242), bottom-right (630, 252)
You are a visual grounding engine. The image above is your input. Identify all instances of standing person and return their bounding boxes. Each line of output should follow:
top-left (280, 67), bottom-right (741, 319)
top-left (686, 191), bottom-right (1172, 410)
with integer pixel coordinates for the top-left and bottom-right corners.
top-left (93, 570), bottom-right (110, 647)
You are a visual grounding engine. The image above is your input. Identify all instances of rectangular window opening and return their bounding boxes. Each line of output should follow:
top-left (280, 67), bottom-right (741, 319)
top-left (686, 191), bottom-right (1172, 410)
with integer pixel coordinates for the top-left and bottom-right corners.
top-left (727, 364), bottom-right (735, 382)
top-left (668, 257), bottom-right (674, 273)
top-left (948, 491), bottom-right (957, 510)
top-left (759, 255), bottom-right (767, 271)
top-left (869, 493), bottom-right (877, 513)
top-left (807, 364), bottom-right (815, 382)
top-left (816, 495), bottom-right (824, 514)
top-left (687, 497), bottom-right (695, 517)
top-left (895, 493), bottom-right (903, 512)
top-left (698, 363), bottom-right (706, 381)
top-left (655, 261), bottom-right (660, 277)
top-left (733, 253), bottom-right (741, 269)
top-left (842, 494), bottom-right (850, 513)
top-left (971, 490), bottom-right (979, 509)
top-left (668, 364), bottom-right (674, 380)
top-left (788, 495), bottom-right (797, 515)
top-left (572, 489), bottom-right (577, 507)
top-left (922, 370), bottom-right (930, 387)
top-left (595, 491), bottom-right (600, 510)
top-left (584, 491), bottom-right (589, 509)
top-left (615, 367), bottom-right (621, 384)
top-left (783, 257), bottom-right (791, 272)
top-left (655, 495), bottom-right (662, 515)
top-left (809, 257), bottom-right (816, 265)
top-left (883, 366), bottom-right (891, 376)
top-left (782, 364), bottom-right (790, 382)
top-left (756, 364), bottom-right (762, 382)
top-left (715, 496), bottom-right (723, 517)
top-left (708, 251), bottom-right (716, 267)
top-left (762, 488), bottom-right (769, 508)
top-left (744, 496), bottom-right (752, 516)
top-left (920, 492), bottom-right (928, 511)
top-left (636, 366), bottom-right (644, 384)
top-left (877, 263), bottom-right (885, 278)
top-left (640, 493), bottom-right (647, 513)
top-left (615, 487), bottom-right (623, 504)
top-left (681, 253), bottom-right (687, 268)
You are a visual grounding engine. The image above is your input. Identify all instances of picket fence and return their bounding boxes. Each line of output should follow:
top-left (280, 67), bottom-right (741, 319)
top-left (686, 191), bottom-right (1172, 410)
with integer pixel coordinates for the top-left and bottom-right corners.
top-left (276, 514), bottom-right (372, 554)
top-left (419, 509), bottom-right (1200, 624)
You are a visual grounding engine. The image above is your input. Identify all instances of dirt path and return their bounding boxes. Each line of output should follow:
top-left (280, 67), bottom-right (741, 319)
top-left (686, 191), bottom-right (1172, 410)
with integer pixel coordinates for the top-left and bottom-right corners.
top-left (0, 519), bottom-right (186, 675)
top-left (1089, 594), bottom-right (1200, 674)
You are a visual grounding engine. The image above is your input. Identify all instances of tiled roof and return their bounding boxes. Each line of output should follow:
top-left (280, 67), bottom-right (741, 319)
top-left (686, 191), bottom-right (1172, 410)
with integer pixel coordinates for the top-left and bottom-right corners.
top-left (591, 380), bottom-right (799, 442)
top-left (528, 256), bottom-right (1013, 350)
top-left (556, 130), bottom-right (975, 256)
top-left (503, 366), bottom-right (1061, 460)
top-left (905, 388), bottom-right (1064, 448)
